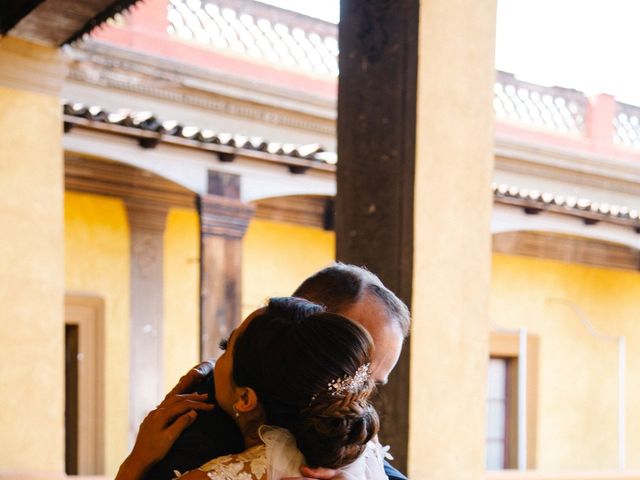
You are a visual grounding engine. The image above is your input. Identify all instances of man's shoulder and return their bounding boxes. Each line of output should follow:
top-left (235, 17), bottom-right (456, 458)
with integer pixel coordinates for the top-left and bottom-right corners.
top-left (145, 408), bottom-right (245, 480)
top-left (143, 374), bottom-right (244, 480)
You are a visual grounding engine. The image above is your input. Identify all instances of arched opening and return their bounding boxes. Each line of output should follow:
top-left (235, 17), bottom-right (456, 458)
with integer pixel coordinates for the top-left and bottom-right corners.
top-left (65, 154), bottom-right (197, 207)
top-left (63, 153), bottom-right (200, 471)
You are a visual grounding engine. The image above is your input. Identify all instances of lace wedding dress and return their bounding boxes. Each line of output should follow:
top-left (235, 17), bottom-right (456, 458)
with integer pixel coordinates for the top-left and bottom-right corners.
top-left (188, 426), bottom-right (389, 480)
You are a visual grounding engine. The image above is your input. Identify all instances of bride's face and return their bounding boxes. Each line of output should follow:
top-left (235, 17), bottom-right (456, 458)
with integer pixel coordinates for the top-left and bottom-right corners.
top-left (214, 308), bottom-right (263, 418)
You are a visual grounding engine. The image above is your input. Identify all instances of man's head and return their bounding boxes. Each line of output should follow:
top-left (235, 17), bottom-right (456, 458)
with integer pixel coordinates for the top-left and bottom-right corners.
top-left (292, 263), bottom-right (410, 384)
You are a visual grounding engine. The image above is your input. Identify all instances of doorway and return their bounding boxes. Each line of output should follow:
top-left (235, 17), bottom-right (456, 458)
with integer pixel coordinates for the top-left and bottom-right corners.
top-left (65, 294), bottom-right (105, 475)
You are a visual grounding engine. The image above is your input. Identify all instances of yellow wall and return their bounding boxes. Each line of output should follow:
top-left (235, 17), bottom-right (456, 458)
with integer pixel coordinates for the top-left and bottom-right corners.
top-left (64, 191), bottom-right (130, 475)
top-left (163, 207), bottom-right (200, 391)
top-left (65, 197), bottom-right (203, 473)
top-left (490, 253), bottom-right (640, 470)
top-left (0, 85), bottom-right (65, 473)
top-left (241, 219), bottom-right (335, 317)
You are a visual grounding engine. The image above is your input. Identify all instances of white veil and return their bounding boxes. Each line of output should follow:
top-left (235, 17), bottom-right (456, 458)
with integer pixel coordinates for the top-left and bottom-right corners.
top-left (260, 426), bottom-right (388, 480)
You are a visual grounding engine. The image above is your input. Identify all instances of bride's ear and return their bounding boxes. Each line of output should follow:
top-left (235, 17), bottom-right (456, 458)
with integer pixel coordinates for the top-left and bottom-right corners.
top-left (234, 386), bottom-right (259, 414)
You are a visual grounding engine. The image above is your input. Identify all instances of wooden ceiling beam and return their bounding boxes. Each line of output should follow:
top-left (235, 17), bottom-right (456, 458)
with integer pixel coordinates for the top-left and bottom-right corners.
top-left (4, 0), bottom-right (143, 47)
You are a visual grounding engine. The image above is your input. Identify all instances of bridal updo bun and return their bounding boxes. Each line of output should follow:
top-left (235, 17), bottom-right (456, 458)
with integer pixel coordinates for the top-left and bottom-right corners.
top-left (296, 375), bottom-right (379, 468)
top-left (232, 297), bottom-right (380, 468)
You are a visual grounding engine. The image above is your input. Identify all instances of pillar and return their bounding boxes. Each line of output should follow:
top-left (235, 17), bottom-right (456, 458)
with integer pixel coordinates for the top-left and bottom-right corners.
top-left (199, 171), bottom-right (254, 360)
top-left (125, 200), bottom-right (168, 446)
top-left (0, 37), bottom-right (68, 477)
top-left (411, 0), bottom-right (496, 477)
top-left (337, 0), bottom-right (497, 478)
top-left (337, 0), bottom-right (418, 471)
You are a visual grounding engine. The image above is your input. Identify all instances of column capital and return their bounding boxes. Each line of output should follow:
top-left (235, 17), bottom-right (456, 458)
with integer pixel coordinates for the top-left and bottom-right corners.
top-left (125, 199), bottom-right (169, 232)
top-left (198, 194), bottom-right (255, 239)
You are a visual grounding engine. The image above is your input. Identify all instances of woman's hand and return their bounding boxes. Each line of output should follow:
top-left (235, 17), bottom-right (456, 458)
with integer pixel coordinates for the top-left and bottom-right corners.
top-left (115, 392), bottom-right (214, 480)
top-left (166, 361), bottom-right (214, 397)
top-left (133, 392), bottom-right (214, 465)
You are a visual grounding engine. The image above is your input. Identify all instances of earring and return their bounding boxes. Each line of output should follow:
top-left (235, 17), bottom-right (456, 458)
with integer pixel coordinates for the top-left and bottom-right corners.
top-left (232, 405), bottom-right (240, 418)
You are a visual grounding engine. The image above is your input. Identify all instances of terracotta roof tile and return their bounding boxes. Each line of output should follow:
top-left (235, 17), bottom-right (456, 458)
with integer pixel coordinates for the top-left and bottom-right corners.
top-left (492, 182), bottom-right (640, 229)
top-left (62, 99), bottom-right (637, 228)
top-left (62, 100), bottom-right (334, 170)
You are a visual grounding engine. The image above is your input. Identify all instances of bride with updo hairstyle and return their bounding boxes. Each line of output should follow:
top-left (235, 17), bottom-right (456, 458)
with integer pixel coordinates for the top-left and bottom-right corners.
top-left (227, 297), bottom-right (380, 471)
top-left (120, 297), bottom-right (388, 480)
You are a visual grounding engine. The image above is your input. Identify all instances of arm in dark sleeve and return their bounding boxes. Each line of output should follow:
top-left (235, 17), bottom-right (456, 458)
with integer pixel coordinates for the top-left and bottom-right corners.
top-left (143, 372), bottom-right (245, 480)
top-left (384, 460), bottom-right (408, 480)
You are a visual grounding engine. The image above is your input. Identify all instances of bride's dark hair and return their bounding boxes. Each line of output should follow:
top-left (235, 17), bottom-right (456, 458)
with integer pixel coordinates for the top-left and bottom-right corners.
top-left (232, 297), bottom-right (379, 468)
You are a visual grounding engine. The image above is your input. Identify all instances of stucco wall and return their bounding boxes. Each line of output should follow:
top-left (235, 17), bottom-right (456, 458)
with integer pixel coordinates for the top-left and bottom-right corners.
top-left (490, 253), bottom-right (640, 470)
top-left (163, 207), bottom-right (200, 391)
top-left (64, 191), bottom-right (130, 475)
top-left (241, 218), bottom-right (335, 317)
top-left (65, 196), bottom-right (204, 474)
top-left (409, 0), bottom-right (497, 477)
top-left (0, 86), bottom-right (65, 473)
top-left (61, 191), bottom-right (640, 474)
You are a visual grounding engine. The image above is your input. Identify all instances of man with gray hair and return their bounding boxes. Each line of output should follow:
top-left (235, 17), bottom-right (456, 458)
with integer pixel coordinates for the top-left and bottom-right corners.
top-left (143, 263), bottom-right (410, 480)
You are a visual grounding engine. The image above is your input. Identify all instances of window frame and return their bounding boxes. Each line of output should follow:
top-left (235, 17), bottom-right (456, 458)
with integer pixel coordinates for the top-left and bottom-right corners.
top-left (488, 330), bottom-right (539, 470)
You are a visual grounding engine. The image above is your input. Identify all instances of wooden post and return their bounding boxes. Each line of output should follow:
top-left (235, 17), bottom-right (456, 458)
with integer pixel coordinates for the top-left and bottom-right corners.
top-left (337, 0), bottom-right (419, 471)
top-left (199, 172), bottom-right (254, 360)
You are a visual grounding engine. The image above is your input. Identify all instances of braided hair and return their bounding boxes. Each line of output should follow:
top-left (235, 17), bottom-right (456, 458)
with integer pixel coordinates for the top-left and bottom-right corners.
top-left (232, 297), bottom-right (379, 468)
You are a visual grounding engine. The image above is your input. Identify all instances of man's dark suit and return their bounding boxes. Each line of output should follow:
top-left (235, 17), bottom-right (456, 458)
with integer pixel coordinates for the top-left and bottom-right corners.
top-left (144, 373), bottom-right (408, 480)
top-left (144, 374), bottom-right (244, 479)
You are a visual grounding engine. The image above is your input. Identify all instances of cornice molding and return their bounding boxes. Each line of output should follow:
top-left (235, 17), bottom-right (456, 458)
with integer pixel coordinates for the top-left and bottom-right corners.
top-left (65, 42), bottom-right (336, 135)
top-left (0, 36), bottom-right (68, 95)
top-left (495, 135), bottom-right (640, 196)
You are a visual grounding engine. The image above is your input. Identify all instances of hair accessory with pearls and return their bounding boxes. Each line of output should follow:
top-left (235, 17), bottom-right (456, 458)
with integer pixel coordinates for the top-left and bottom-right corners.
top-left (327, 363), bottom-right (371, 396)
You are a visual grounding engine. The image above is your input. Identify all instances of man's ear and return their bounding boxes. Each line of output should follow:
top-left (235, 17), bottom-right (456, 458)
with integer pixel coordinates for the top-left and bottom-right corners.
top-left (234, 386), bottom-right (259, 414)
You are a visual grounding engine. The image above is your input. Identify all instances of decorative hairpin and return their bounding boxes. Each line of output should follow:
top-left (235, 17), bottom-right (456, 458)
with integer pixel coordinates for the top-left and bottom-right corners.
top-left (327, 363), bottom-right (371, 396)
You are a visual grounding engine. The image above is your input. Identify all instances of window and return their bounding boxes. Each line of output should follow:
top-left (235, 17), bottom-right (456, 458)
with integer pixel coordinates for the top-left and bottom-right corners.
top-left (487, 358), bottom-right (508, 469)
top-left (486, 331), bottom-right (539, 470)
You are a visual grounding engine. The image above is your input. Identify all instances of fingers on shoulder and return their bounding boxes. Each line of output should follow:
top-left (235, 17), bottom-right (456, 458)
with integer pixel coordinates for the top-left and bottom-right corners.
top-left (167, 361), bottom-right (212, 398)
top-left (162, 397), bottom-right (213, 421)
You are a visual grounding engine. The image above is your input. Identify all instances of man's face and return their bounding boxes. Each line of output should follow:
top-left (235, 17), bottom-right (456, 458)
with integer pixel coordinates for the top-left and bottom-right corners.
top-left (339, 293), bottom-right (405, 385)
